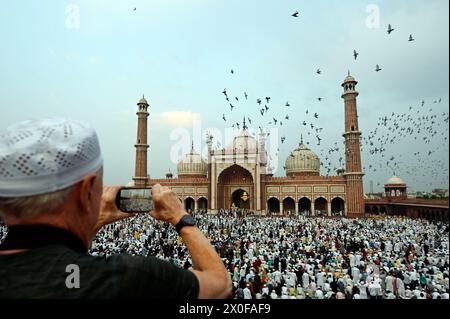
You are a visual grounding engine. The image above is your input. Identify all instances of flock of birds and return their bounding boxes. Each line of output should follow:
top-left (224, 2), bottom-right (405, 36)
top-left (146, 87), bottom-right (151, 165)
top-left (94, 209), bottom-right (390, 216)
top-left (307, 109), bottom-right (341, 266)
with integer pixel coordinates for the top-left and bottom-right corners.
top-left (315, 98), bottom-right (449, 187)
top-left (215, 10), bottom-right (448, 191)
top-left (132, 6), bottom-right (447, 190)
top-left (359, 99), bottom-right (449, 189)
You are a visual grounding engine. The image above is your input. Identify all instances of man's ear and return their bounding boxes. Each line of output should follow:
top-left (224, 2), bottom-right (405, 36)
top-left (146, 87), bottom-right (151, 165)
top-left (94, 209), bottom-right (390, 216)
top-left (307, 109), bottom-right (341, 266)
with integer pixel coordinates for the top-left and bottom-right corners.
top-left (78, 174), bottom-right (98, 215)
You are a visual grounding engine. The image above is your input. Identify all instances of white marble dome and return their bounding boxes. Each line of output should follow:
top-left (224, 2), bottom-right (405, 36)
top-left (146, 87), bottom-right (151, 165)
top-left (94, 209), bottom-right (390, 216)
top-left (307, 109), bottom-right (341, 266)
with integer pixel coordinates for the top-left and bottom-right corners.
top-left (177, 145), bottom-right (207, 177)
top-left (285, 143), bottom-right (320, 176)
top-left (386, 175), bottom-right (406, 185)
top-left (226, 129), bottom-right (257, 153)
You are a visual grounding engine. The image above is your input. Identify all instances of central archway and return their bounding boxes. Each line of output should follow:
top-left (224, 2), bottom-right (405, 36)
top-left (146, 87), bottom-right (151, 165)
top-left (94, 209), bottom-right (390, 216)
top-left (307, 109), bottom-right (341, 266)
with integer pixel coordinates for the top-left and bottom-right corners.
top-left (231, 189), bottom-right (250, 209)
top-left (217, 164), bottom-right (254, 210)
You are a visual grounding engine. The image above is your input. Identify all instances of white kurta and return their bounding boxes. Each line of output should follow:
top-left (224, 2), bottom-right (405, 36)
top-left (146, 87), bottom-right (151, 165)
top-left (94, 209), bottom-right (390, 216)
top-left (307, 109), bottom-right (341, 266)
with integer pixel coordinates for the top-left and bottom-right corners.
top-left (316, 272), bottom-right (324, 288)
top-left (358, 282), bottom-right (368, 299)
top-left (350, 254), bottom-right (356, 268)
top-left (352, 267), bottom-right (361, 284)
top-left (243, 288), bottom-right (252, 299)
top-left (302, 272), bottom-right (310, 289)
top-left (397, 278), bottom-right (406, 299)
top-left (384, 276), bottom-right (394, 292)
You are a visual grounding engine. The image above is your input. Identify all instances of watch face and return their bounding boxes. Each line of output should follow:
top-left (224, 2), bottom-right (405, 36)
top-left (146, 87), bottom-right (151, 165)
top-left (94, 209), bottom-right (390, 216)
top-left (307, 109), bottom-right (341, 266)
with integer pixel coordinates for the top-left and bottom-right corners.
top-left (182, 215), bottom-right (196, 226)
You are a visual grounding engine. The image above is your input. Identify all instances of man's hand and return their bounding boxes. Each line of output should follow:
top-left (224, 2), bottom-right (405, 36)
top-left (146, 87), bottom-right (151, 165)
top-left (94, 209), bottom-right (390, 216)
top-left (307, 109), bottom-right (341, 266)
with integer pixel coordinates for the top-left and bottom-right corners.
top-left (150, 184), bottom-right (187, 225)
top-left (94, 186), bottom-right (135, 232)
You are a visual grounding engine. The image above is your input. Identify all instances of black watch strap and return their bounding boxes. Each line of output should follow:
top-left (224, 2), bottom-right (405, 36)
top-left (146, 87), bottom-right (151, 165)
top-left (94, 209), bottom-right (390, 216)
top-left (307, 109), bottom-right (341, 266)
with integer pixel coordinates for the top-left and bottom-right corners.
top-left (175, 215), bottom-right (196, 234)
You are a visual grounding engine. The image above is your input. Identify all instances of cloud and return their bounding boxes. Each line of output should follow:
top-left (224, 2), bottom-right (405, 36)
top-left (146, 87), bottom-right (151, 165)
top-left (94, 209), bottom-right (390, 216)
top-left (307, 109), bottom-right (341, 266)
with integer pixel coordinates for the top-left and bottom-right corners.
top-left (154, 110), bottom-right (201, 127)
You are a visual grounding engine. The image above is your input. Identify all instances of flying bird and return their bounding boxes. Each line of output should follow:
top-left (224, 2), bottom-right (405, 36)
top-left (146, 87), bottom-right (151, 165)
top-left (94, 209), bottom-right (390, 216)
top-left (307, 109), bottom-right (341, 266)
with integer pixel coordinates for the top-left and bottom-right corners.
top-left (316, 69), bottom-right (322, 75)
top-left (244, 92), bottom-right (248, 100)
top-left (408, 34), bottom-right (415, 42)
top-left (316, 136), bottom-right (322, 146)
top-left (375, 64), bottom-right (382, 72)
top-left (292, 11), bottom-right (299, 18)
top-left (353, 50), bottom-right (359, 60)
top-left (387, 24), bottom-right (395, 34)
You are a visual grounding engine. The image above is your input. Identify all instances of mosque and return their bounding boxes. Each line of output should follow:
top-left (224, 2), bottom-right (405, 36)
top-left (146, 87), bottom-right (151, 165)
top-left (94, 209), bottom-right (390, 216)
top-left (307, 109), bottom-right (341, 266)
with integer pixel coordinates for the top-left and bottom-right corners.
top-left (130, 74), bottom-right (365, 217)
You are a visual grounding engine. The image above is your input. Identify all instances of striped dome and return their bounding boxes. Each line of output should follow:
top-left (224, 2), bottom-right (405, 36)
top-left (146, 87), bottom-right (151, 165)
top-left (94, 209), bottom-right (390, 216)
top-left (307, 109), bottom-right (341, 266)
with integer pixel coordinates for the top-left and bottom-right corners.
top-left (285, 143), bottom-right (320, 176)
top-left (177, 144), bottom-right (207, 177)
top-left (226, 129), bottom-right (257, 153)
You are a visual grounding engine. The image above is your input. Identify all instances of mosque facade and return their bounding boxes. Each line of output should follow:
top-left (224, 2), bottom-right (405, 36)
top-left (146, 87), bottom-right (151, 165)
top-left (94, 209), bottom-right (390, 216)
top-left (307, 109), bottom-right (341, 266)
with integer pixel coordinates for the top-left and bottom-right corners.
top-left (131, 74), bottom-right (365, 218)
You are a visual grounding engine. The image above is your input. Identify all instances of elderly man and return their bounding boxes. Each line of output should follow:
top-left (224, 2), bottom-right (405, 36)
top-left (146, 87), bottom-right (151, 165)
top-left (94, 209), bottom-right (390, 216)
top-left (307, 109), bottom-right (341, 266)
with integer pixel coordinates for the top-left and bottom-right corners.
top-left (0, 118), bottom-right (231, 299)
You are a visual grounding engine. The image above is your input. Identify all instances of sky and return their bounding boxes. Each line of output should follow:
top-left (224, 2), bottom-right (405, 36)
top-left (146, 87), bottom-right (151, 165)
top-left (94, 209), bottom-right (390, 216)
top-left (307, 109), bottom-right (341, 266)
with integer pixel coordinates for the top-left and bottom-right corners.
top-left (0, 0), bottom-right (448, 193)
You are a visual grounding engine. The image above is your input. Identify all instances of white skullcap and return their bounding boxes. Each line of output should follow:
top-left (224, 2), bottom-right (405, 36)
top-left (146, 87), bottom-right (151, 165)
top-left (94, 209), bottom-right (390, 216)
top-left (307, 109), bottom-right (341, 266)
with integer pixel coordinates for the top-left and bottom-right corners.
top-left (0, 118), bottom-right (103, 197)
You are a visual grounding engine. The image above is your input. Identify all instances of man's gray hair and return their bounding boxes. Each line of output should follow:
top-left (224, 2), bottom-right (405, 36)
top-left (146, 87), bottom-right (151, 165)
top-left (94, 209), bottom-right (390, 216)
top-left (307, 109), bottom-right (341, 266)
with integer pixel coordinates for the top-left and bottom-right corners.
top-left (0, 168), bottom-right (103, 221)
top-left (0, 185), bottom-right (76, 220)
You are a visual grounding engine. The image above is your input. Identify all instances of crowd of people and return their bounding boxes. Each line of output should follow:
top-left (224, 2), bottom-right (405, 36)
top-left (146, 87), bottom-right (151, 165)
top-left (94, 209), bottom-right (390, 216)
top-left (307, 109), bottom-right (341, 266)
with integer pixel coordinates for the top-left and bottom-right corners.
top-left (1, 212), bottom-right (448, 299)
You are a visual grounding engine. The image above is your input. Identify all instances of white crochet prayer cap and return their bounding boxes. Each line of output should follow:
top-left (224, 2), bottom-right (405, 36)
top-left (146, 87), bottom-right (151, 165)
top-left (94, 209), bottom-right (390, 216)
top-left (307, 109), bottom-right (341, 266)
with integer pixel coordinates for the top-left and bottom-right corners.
top-left (0, 118), bottom-right (103, 197)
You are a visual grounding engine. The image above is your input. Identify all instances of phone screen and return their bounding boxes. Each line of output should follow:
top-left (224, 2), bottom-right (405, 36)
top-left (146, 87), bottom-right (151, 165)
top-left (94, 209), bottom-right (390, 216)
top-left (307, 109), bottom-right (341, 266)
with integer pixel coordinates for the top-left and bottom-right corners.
top-left (116, 188), bottom-right (154, 213)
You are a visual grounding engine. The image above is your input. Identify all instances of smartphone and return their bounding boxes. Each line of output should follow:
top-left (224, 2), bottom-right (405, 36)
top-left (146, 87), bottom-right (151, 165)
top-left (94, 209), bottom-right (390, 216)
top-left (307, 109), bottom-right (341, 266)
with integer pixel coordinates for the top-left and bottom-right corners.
top-left (115, 188), bottom-right (154, 213)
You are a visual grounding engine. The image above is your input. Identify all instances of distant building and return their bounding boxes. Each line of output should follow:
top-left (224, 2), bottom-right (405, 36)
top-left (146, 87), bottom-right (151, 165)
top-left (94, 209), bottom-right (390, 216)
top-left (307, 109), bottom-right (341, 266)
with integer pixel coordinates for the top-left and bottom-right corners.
top-left (432, 189), bottom-right (449, 198)
top-left (384, 175), bottom-right (408, 199)
top-left (366, 176), bottom-right (449, 222)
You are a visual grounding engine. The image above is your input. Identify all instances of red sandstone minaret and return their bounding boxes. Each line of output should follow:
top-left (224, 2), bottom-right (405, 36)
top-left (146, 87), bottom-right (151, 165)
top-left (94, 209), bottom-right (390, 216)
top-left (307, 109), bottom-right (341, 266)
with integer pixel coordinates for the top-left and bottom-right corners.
top-left (342, 73), bottom-right (365, 217)
top-left (133, 95), bottom-right (150, 187)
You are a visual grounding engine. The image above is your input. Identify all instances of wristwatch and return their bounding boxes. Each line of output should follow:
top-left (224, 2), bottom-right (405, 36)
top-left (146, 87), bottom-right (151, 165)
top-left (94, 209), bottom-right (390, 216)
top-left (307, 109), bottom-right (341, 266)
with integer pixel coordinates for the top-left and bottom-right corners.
top-left (175, 215), bottom-right (197, 234)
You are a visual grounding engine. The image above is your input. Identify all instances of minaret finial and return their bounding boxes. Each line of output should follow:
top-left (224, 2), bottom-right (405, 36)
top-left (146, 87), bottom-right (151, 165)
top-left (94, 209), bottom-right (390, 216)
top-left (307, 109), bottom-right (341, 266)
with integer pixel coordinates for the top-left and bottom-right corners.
top-left (300, 134), bottom-right (304, 145)
top-left (191, 140), bottom-right (194, 153)
top-left (243, 117), bottom-right (247, 130)
top-left (348, 70), bottom-right (350, 76)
